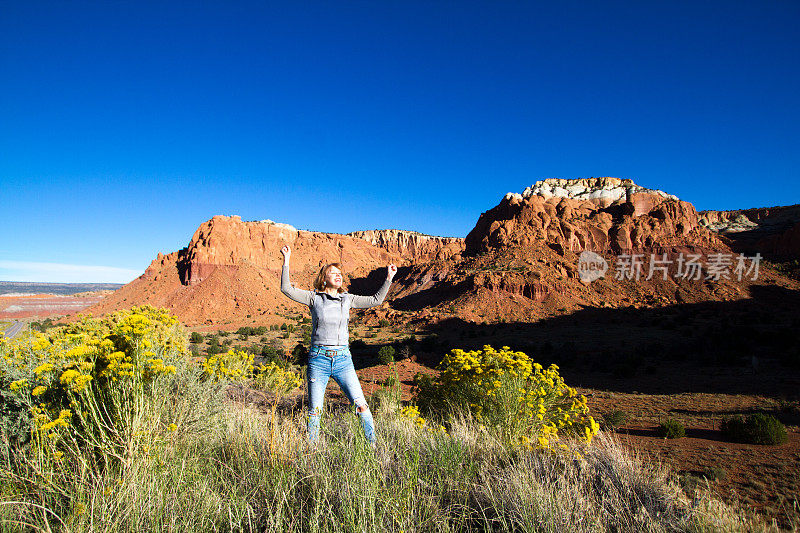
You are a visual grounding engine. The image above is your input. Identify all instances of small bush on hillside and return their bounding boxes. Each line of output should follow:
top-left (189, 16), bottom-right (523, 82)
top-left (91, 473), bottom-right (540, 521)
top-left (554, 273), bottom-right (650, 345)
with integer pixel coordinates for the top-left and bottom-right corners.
top-left (414, 345), bottom-right (599, 448)
top-left (601, 410), bottom-right (628, 431)
top-left (657, 419), bottom-right (685, 439)
top-left (206, 343), bottom-right (224, 355)
top-left (378, 345), bottom-right (395, 365)
top-left (189, 331), bottom-right (204, 344)
top-left (291, 343), bottom-right (308, 365)
top-left (721, 413), bottom-right (787, 445)
top-left (30, 318), bottom-right (56, 333)
top-left (703, 465), bottom-right (727, 482)
top-left (252, 362), bottom-right (302, 396)
top-left (378, 319), bottom-right (390, 328)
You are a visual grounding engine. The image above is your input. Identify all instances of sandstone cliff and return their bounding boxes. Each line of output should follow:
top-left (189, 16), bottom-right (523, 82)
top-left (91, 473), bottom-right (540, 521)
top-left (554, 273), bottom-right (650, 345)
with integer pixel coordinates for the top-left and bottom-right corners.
top-left (83, 215), bottom-right (463, 326)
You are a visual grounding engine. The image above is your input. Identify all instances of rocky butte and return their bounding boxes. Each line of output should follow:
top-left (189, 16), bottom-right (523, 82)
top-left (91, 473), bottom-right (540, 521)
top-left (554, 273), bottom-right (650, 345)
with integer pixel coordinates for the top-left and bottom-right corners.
top-left (84, 215), bottom-right (464, 326)
top-left (81, 178), bottom-right (800, 327)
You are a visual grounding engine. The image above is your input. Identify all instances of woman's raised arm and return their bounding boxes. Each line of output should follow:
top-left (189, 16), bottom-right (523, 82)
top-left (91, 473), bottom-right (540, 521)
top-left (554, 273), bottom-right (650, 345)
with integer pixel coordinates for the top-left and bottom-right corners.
top-left (279, 245), bottom-right (314, 306)
top-left (350, 264), bottom-right (397, 309)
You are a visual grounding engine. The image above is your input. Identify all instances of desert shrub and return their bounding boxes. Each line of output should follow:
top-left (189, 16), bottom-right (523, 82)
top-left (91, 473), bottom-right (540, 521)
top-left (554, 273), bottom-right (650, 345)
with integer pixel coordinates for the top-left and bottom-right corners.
top-left (378, 345), bottom-right (395, 365)
top-left (218, 330), bottom-right (229, 337)
top-left (291, 343), bottom-right (308, 365)
top-left (30, 318), bottom-right (56, 333)
top-left (206, 343), bottom-right (224, 355)
top-left (253, 326), bottom-right (268, 335)
top-left (202, 348), bottom-right (254, 382)
top-left (721, 413), bottom-right (787, 445)
top-left (399, 346), bottom-right (412, 360)
top-left (236, 326), bottom-right (252, 337)
top-left (260, 344), bottom-right (286, 365)
top-left (414, 345), bottom-right (599, 448)
top-left (189, 331), bottom-right (204, 344)
top-left (378, 318), bottom-right (390, 328)
top-left (657, 419), bottom-right (685, 439)
top-left (0, 305), bottom-right (188, 466)
top-left (703, 465), bottom-right (727, 482)
top-left (601, 410), bottom-right (628, 431)
top-left (252, 362), bottom-right (301, 396)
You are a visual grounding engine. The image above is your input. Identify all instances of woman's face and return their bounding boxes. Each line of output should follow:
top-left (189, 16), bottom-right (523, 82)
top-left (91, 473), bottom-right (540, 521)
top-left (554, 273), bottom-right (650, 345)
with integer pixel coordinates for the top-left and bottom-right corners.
top-left (325, 266), bottom-right (343, 289)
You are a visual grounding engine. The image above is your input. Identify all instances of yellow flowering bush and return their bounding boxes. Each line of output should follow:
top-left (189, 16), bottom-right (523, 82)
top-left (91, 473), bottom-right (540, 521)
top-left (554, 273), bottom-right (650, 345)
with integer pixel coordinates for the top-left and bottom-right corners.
top-left (0, 305), bottom-right (188, 464)
top-left (399, 403), bottom-right (448, 434)
top-left (414, 345), bottom-right (599, 448)
top-left (201, 349), bottom-right (254, 381)
top-left (252, 361), bottom-right (302, 396)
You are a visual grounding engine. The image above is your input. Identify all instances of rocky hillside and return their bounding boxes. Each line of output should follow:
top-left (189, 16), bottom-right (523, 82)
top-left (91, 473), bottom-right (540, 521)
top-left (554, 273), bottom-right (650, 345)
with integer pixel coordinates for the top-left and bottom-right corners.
top-left (378, 178), bottom-right (798, 326)
top-left (79, 178), bottom-right (800, 329)
top-left (699, 204), bottom-right (800, 260)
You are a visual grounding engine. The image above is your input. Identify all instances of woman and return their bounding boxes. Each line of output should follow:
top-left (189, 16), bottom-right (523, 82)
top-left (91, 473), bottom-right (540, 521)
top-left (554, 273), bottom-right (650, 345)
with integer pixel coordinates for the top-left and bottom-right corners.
top-left (279, 244), bottom-right (397, 447)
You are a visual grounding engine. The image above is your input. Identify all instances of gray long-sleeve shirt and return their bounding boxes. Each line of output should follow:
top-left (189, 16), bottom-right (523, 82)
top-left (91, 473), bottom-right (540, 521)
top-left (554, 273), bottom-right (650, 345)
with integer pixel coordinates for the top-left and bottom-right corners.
top-left (280, 264), bottom-right (392, 346)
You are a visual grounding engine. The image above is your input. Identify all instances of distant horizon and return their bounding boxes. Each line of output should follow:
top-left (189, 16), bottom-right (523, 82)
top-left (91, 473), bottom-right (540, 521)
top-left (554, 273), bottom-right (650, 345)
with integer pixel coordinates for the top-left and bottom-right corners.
top-left (3, 3), bottom-right (798, 283)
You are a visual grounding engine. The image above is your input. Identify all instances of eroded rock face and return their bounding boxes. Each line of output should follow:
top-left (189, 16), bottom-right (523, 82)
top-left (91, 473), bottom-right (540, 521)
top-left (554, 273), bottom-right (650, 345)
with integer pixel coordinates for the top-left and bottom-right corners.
top-left (146, 215), bottom-right (463, 286)
top-left (467, 178), bottom-right (723, 255)
top-left (347, 229), bottom-right (464, 262)
top-left (699, 205), bottom-right (800, 259)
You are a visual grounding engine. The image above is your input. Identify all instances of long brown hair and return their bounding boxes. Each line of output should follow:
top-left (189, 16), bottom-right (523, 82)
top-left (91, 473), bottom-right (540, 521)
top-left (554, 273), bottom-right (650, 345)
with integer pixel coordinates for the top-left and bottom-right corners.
top-left (313, 262), bottom-right (347, 293)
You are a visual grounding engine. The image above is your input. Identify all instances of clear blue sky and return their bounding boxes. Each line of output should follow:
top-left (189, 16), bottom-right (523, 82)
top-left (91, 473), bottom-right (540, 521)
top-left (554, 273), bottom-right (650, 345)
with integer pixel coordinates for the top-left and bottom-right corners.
top-left (1, 1), bottom-right (798, 282)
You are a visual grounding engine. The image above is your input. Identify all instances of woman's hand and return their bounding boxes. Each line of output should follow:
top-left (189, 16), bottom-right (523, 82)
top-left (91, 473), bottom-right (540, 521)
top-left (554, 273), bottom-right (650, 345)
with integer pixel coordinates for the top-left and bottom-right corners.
top-left (387, 264), bottom-right (397, 280)
top-left (280, 245), bottom-right (291, 263)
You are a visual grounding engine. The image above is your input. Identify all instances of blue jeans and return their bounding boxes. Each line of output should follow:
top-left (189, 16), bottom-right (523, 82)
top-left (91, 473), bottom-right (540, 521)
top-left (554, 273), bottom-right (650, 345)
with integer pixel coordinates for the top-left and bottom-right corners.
top-left (306, 344), bottom-right (376, 444)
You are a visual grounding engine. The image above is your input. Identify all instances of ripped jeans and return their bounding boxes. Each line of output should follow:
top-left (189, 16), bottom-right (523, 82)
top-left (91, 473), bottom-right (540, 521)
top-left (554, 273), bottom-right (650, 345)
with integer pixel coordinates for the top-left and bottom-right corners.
top-left (306, 344), bottom-right (376, 444)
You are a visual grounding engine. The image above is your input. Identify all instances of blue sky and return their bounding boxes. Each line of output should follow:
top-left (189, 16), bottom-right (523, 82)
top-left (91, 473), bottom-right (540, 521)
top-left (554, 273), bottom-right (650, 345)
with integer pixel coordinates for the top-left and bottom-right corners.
top-left (1, 1), bottom-right (798, 283)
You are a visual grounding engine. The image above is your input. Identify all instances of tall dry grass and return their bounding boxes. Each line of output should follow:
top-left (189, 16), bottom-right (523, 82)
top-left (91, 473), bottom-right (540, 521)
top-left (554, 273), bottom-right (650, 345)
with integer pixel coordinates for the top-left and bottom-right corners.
top-left (1, 381), bottom-right (778, 532)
